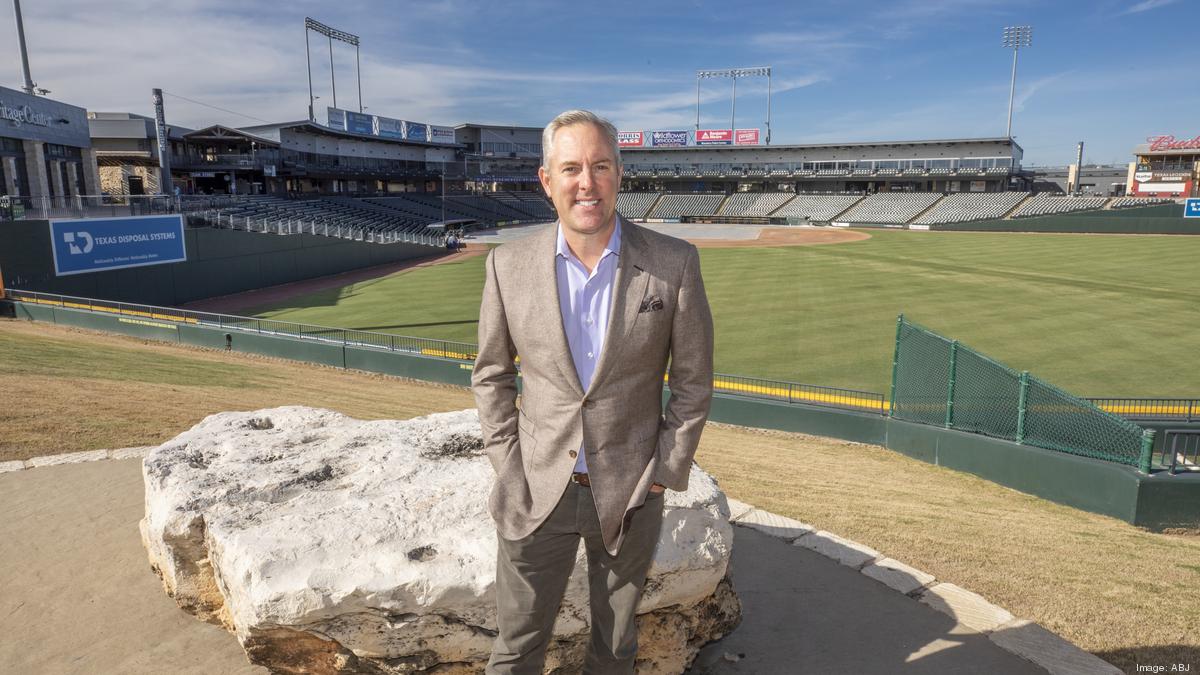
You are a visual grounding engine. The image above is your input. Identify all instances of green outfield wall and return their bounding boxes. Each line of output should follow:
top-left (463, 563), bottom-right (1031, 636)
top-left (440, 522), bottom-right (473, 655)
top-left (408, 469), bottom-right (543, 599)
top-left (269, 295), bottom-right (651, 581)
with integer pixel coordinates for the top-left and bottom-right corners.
top-left (0, 220), bottom-right (437, 306)
top-left (8, 298), bottom-right (1199, 531)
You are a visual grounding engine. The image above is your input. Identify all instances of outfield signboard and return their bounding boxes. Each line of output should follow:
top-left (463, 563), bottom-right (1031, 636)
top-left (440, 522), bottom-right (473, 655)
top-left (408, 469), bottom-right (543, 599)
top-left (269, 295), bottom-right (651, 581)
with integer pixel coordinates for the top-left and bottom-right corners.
top-left (651, 130), bottom-right (689, 147)
top-left (346, 111), bottom-right (373, 135)
top-left (618, 131), bottom-right (644, 147)
top-left (429, 125), bottom-right (456, 144)
top-left (404, 121), bottom-right (429, 142)
top-left (1186, 198), bottom-right (1200, 218)
top-left (696, 129), bottom-right (732, 145)
top-left (50, 215), bottom-right (186, 276)
top-left (735, 129), bottom-right (760, 145)
top-left (326, 107), bottom-right (346, 130)
top-left (374, 115), bottom-right (404, 139)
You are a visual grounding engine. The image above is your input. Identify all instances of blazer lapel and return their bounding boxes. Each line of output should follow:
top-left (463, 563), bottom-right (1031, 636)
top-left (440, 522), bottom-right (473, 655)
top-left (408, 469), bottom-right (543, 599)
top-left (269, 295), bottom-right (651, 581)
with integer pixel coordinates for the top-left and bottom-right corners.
top-left (586, 217), bottom-right (650, 396)
top-left (533, 224), bottom-right (585, 397)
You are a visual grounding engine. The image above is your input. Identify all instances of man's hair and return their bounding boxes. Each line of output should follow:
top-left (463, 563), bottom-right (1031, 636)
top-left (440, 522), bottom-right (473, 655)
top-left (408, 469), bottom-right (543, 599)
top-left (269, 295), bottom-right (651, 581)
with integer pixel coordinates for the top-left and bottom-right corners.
top-left (541, 110), bottom-right (621, 169)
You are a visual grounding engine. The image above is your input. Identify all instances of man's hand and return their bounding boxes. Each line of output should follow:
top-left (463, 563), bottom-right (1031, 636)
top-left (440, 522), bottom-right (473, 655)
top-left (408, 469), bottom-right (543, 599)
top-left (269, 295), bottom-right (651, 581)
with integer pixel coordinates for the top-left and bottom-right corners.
top-left (649, 483), bottom-right (666, 495)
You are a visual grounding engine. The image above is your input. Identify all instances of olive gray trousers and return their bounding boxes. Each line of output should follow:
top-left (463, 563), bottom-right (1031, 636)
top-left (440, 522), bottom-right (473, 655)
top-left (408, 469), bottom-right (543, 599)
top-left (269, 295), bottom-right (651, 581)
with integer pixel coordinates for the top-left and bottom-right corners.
top-left (486, 482), bottom-right (665, 674)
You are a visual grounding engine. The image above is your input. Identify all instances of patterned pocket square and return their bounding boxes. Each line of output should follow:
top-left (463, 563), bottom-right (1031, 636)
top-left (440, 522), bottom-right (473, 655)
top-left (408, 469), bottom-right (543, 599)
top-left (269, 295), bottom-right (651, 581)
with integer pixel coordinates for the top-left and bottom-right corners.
top-left (639, 297), bottom-right (665, 313)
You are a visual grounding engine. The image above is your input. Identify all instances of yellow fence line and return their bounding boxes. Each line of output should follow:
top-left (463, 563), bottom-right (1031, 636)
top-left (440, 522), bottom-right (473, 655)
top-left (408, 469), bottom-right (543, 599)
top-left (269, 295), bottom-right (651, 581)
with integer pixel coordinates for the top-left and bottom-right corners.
top-left (17, 294), bottom-right (1193, 421)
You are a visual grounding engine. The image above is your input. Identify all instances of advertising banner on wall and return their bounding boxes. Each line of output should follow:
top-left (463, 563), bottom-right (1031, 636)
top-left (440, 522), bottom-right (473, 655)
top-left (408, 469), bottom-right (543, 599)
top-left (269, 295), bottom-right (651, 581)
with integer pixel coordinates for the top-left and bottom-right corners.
top-left (345, 111), bottom-right (373, 135)
top-left (651, 130), bottom-right (689, 147)
top-left (735, 129), bottom-right (761, 145)
top-left (618, 131), bottom-right (644, 147)
top-left (326, 107), bottom-right (346, 131)
top-left (50, 215), bottom-right (186, 276)
top-left (696, 129), bottom-right (732, 145)
top-left (374, 116), bottom-right (404, 139)
top-left (404, 121), bottom-right (429, 142)
top-left (429, 125), bottom-right (456, 144)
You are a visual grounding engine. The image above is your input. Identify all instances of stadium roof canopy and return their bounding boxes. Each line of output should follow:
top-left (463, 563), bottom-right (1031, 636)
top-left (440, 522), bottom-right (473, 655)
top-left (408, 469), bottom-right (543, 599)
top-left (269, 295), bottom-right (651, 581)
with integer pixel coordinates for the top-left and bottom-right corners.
top-left (184, 124), bottom-right (280, 147)
top-left (239, 120), bottom-right (462, 149)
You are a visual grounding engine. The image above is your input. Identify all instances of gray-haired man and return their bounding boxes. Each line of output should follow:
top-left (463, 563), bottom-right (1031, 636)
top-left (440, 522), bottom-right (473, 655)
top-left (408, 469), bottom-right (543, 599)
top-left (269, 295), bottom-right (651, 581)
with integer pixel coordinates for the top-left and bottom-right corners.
top-left (472, 110), bottom-right (714, 673)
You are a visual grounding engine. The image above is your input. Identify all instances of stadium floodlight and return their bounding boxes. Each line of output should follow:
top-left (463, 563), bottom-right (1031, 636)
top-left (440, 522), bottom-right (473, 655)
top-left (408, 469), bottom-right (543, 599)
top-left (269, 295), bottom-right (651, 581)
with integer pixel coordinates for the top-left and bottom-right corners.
top-left (305, 18), bottom-right (364, 120)
top-left (1002, 25), bottom-right (1032, 139)
top-left (696, 66), bottom-right (773, 145)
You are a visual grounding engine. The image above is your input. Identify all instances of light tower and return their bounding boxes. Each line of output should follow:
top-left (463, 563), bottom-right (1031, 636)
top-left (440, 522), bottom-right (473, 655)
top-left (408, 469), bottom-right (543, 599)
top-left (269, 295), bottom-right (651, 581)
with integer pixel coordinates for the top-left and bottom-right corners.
top-left (1002, 25), bottom-right (1032, 139)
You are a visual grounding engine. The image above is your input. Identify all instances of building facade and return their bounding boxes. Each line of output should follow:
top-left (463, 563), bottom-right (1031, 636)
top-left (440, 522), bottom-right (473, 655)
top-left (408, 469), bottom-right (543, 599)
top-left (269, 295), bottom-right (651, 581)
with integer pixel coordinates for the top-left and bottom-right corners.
top-left (1128, 134), bottom-right (1199, 198)
top-left (1, 86), bottom-right (99, 202)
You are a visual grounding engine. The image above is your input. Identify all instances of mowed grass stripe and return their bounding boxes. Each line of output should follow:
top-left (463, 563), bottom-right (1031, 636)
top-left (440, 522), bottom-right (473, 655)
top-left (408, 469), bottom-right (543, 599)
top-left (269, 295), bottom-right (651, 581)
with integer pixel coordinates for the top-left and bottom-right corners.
top-left (242, 229), bottom-right (1200, 397)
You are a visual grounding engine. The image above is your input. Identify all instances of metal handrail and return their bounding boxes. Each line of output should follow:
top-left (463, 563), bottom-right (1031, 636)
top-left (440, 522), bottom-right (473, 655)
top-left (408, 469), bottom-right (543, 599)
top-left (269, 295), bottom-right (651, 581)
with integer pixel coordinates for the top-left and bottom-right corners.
top-left (1085, 398), bottom-right (1200, 423)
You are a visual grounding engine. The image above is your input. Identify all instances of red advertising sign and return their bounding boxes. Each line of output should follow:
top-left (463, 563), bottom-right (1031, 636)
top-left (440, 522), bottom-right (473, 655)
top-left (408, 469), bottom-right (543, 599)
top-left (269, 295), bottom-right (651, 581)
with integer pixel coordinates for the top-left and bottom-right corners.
top-left (735, 129), bottom-right (760, 145)
top-left (1146, 135), bottom-right (1200, 152)
top-left (617, 131), bottom-right (644, 147)
top-left (696, 129), bottom-right (733, 145)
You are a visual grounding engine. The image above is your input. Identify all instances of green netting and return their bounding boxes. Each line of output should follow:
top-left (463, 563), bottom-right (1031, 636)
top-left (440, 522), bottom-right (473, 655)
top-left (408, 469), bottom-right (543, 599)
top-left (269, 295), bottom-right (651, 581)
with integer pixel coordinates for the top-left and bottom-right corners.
top-left (1023, 378), bottom-right (1145, 465)
top-left (889, 316), bottom-right (1149, 468)
top-left (890, 320), bottom-right (952, 425)
top-left (950, 348), bottom-right (1021, 440)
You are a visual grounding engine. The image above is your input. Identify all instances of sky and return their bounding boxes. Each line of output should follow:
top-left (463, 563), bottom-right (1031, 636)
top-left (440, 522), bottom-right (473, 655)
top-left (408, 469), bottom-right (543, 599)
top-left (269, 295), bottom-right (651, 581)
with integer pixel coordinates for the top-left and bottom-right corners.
top-left (2, 0), bottom-right (1197, 166)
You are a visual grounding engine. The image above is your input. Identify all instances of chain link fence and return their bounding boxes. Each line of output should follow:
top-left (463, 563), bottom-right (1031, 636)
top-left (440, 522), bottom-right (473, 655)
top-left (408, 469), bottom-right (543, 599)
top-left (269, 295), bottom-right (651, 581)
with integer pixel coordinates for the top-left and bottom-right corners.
top-left (888, 315), bottom-right (1154, 472)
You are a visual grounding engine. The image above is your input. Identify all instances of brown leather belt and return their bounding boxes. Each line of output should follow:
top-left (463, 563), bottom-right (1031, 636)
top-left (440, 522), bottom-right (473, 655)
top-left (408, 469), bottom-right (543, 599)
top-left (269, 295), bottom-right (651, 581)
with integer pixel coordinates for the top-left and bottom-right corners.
top-left (571, 472), bottom-right (591, 487)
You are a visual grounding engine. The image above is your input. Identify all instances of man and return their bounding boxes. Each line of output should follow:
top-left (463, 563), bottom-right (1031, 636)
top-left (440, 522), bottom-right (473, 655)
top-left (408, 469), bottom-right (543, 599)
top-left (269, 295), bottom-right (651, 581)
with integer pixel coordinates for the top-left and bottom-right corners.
top-left (471, 109), bottom-right (714, 674)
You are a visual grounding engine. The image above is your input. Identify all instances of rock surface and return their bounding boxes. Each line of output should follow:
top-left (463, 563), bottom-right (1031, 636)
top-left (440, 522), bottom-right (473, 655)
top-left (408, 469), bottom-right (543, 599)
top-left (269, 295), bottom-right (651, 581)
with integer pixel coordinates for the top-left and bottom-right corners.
top-left (140, 407), bottom-right (740, 673)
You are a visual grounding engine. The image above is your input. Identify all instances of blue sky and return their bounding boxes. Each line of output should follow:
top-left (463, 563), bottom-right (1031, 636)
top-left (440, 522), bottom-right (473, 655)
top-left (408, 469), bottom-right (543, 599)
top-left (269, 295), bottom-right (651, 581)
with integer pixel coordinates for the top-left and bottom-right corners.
top-left (2, 0), bottom-right (1197, 165)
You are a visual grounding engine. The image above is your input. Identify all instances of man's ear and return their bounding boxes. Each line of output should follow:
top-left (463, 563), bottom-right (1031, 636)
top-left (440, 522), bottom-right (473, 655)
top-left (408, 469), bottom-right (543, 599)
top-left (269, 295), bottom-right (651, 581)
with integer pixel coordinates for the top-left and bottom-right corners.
top-left (538, 166), bottom-right (551, 197)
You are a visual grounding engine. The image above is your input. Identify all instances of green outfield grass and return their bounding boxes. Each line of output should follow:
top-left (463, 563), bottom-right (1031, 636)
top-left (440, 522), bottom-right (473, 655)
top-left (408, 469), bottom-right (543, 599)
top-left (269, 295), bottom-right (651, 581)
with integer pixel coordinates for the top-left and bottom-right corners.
top-left (241, 229), bottom-right (1200, 397)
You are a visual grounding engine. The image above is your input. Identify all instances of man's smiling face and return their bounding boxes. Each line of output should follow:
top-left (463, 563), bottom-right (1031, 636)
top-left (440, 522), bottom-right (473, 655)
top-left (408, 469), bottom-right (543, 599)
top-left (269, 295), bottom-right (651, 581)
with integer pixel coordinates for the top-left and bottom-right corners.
top-left (539, 122), bottom-right (622, 238)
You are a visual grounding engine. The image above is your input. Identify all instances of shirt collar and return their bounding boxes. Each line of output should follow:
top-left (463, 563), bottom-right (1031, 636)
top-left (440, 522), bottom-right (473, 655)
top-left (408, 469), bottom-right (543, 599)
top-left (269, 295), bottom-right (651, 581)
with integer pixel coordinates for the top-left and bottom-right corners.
top-left (556, 216), bottom-right (621, 261)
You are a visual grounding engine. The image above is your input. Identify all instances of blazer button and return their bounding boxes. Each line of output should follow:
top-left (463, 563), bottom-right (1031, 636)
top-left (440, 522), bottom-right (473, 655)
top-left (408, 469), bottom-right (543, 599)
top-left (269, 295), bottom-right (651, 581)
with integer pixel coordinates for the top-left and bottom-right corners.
top-left (569, 450), bottom-right (578, 458)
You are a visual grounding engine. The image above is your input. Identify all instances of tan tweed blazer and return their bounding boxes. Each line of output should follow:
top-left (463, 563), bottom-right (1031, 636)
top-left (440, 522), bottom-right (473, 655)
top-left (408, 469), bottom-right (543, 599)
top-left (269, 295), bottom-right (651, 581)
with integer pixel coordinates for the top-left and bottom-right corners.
top-left (471, 217), bottom-right (714, 555)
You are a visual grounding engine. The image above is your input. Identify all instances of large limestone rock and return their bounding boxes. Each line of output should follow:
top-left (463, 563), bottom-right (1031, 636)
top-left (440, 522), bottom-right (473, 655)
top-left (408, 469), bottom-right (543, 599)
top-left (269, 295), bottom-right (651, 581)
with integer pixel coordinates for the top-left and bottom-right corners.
top-left (140, 407), bottom-right (740, 674)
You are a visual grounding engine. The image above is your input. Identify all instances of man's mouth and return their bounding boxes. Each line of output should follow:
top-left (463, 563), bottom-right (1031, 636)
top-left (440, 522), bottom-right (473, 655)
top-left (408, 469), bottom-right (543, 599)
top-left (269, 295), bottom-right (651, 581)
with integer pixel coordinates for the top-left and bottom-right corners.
top-left (576, 199), bottom-right (599, 207)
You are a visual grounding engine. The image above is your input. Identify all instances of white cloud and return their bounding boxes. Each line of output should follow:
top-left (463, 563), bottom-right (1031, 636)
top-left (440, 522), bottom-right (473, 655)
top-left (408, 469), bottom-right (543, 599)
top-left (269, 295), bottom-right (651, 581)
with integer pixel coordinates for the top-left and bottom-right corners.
top-left (1120, 0), bottom-right (1179, 14)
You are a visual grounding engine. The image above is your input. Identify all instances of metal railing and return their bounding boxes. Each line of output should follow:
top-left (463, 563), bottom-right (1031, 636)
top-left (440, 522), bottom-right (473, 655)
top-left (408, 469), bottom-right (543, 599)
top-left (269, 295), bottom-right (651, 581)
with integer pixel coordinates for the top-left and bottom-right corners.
top-left (3, 289), bottom-right (889, 417)
top-left (1160, 430), bottom-right (1200, 474)
top-left (1085, 398), bottom-right (1200, 422)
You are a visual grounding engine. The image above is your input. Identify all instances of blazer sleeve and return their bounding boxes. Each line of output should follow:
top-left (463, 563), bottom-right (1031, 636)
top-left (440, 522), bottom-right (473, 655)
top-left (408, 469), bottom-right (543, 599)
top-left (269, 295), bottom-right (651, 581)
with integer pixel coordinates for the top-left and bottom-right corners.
top-left (654, 244), bottom-right (715, 491)
top-left (471, 249), bottom-right (520, 473)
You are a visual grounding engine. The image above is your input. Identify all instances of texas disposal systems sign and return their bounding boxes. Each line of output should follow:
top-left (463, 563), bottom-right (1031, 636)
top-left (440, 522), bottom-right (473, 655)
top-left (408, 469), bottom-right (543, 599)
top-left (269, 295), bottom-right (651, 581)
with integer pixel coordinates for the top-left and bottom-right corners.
top-left (50, 215), bottom-right (186, 276)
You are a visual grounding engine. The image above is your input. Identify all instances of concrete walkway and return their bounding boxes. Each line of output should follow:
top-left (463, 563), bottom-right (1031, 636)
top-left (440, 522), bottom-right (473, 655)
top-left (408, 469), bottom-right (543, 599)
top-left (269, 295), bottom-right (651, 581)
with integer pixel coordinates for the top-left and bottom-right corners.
top-left (0, 457), bottom-right (1099, 674)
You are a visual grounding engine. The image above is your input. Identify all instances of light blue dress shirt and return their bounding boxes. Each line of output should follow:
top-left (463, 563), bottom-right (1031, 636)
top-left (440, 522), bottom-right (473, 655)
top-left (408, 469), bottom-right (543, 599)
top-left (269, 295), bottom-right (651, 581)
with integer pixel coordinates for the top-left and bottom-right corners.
top-left (555, 217), bottom-right (622, 474)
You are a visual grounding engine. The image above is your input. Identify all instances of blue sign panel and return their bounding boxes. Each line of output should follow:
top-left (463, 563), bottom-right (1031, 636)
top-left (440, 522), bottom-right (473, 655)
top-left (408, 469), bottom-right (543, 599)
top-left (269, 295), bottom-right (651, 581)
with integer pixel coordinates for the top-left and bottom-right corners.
top-left (346, 111), bottom-right (373, 135)
top-left (375, 116), bottom-right (404, 139)
top-left (50, 215), bottom-right (186, 276)
top-left (1186, 198), bottom-right (1200, 218)
top-left (651, 130), bottom-right (689, 147)
top-left (404, 121), bottom-right (429, 142)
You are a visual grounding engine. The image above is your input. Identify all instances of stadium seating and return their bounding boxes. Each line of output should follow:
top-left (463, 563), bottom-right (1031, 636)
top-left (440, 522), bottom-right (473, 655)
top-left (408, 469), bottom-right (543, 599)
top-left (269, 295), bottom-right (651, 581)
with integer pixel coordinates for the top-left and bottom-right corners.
top-left (483, 192), bottom-right (555, 221)
top-left (648, 194), bottom-right (725, 219)
top-left (1010, 194), bottom-right (1108, 218)
top-left (1109, 197), bottom-right (1174, 209)
top-left (188, 195), bottom-right (446, 245)
top-left (616, 192), bottom-right (661, 219)
top-left (838, 192), bottom-right (942, 224)
top-left (718, 193), bottom-right (795, 216)
top-left (771, 194), bottom-right (863, 222)
top-left (911, 192), bottom-right (1030, 225)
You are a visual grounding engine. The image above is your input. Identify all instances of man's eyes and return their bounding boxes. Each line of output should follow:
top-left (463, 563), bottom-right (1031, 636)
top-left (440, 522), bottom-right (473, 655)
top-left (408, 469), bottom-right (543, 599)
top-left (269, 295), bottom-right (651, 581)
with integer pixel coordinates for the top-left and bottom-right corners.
top-left (561, 165), bottom-right (610, 174)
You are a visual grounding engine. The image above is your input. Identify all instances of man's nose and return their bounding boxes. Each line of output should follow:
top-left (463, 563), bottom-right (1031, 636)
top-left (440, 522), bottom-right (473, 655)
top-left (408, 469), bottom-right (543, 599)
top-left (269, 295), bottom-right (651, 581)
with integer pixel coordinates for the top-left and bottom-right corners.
top-left (577, 166), bottom-right (593, 190)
